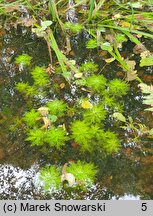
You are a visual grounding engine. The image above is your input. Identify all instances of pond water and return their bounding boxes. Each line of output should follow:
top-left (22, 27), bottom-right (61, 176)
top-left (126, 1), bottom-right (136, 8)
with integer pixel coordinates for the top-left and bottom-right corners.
top-left (0, 26), bottom-right (153, 200)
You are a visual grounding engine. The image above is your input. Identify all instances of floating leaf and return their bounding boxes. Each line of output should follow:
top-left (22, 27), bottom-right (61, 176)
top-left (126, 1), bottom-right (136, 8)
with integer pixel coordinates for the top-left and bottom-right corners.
top-left (113, 112), bottom-right (126, 122)
top-left (140, 56), bottom-right (153, 67)
top-left (41, 117), bottom-right (51, 129)
top-left (126, 70), bottom-right (138, 81)
top-left (105, 57), bottom-right (115, 63)
top-left (38, 107), bottom-right (49, 116)
top-left (133, 43), bottom-right (147, 54)
top-left (125, 60), bottom-right (136, 71)
top-left (61, 173), bottom-right (75, 187)
top-left (74, 73), bottom-right (83, 79)
top-left (60, 83), bottom-right (65, 89)
top-left (81, 100), bottom-right (93, 109)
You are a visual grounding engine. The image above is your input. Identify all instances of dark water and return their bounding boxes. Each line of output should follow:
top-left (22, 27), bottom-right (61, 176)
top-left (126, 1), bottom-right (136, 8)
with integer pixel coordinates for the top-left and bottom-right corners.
top-left (0, 27), bottom-right (153, 200)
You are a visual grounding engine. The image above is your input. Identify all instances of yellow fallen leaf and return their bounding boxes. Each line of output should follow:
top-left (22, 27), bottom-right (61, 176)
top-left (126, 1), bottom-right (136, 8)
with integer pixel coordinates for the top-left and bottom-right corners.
top-left (37, 107), bottom-right (49, 116)
top-left (74, 73), bottom-right (83, 79)
top-left (105, 57), bottom-right (115, 63)
top-left (81, 100), bottom-right (93, 109)
top-left (60, 83), bottom-right (65, 89)
top-left (41, 117), bottom-right (51, 129)
top-left (61, 173), bottom-right (75, 187)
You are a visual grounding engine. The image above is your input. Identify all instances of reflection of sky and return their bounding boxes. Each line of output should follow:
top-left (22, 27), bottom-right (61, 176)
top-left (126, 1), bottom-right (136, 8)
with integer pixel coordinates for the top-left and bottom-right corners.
top-left (0, 164), bottom-right (39, 199)
top-left (112, 194), bottom-right (140, 200)
top-left (0, 164), bottom-right (140, 200)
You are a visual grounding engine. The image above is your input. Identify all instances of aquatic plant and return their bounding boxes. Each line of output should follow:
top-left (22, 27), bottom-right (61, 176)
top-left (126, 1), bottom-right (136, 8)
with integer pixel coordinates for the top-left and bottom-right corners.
top-left (71, 120), bottom-right (93, 150)
top-left (67, 161), bottom-right (97, 186)
top-left (23, 109), bottom-right (40, 128)
top-left (80, 61), bottom-right (99, 73)
top-left (45, 127), bottom-right (68, 149)
top-left (86, 39), bottom-right (97, 49)
top-left (97, 131), bottom-right (120, 153)
top-left (31, 66), bottom-right (49, 87)
top-left (86, 74), bottom-right (107, 92)
top-left (26, 129), bottom-right (45, 146)
top-left (15, 54), bottom-right (32, 66)
top-left (15, 82), bottom-right (36, 97)
top-left (47, 99), bottom-right (67, 117)
top-left (108, 79), bottom-right (129, 96)
top-left (83, 105), bottom-right (107, 124)
top-left (39, 165), bottom-right (61, 190)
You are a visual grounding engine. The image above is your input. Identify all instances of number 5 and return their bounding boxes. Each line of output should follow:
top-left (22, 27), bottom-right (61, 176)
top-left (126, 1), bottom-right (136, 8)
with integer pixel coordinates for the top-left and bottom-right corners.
top-left (141, 203), bottom-right (147, 211)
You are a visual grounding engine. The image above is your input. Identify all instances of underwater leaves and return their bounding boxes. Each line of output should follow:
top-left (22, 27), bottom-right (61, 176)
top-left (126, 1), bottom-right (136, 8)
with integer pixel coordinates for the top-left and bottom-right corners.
top-left (23, 109), bottom-right (40, 127)
top-left (15, 82), bottom-right (36, 97)
top-left (80, 61), bottom-right (98, 73)
top-left (67, 161), bottom-right (97, 186)
top-left (45, 127), bottom-right (68, 149)
top-left (31, 66), bottom-right (49, 87)
top-left (39, 165), bottom-right (61, 190)
top-left (26, 127), bottom-right (67, 148)
top-left (83, 105), bottom-right (107, 124)
top-left (108, 79), bottom-right (129, 96)
top-left (47, 99), bottom-right (67, 116)
top-left (15, 54), bottom-right (32, 66)
top-left (97, 131), bottom-right (120, 153)
top-left (26, 129), bottom-right (45, 146)
top-left (86, 74), bottom-right (106, 92)
top-left (71, 121), bottom-right (93, 150)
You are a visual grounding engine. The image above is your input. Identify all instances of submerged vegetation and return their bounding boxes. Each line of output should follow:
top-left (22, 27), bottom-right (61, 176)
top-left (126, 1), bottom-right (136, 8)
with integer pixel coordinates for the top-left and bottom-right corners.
top-left (0, 0), bottom-right (153, 197)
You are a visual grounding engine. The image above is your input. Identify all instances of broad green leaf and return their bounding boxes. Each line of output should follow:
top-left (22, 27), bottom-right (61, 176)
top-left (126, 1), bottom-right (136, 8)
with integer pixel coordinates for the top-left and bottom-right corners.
top-left (140, 56), bottom-right (153, 67)
top-left (113, 112), bottom-right (126, 122)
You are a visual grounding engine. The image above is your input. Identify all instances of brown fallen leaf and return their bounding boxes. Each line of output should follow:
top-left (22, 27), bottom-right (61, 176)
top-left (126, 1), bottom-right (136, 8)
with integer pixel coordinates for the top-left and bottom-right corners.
top-left (41, 117), bottom-right (51, 129)
top-left (60, 83), bottom-right (65, 89)
top-left (126, 70), bottom-right (138, 81)
top-left (46, 64), bottom-right (55, 75)
top-left (133, 43), bottom-right (147, 54)
top-left (37, 107), bottom-right (49, 117)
